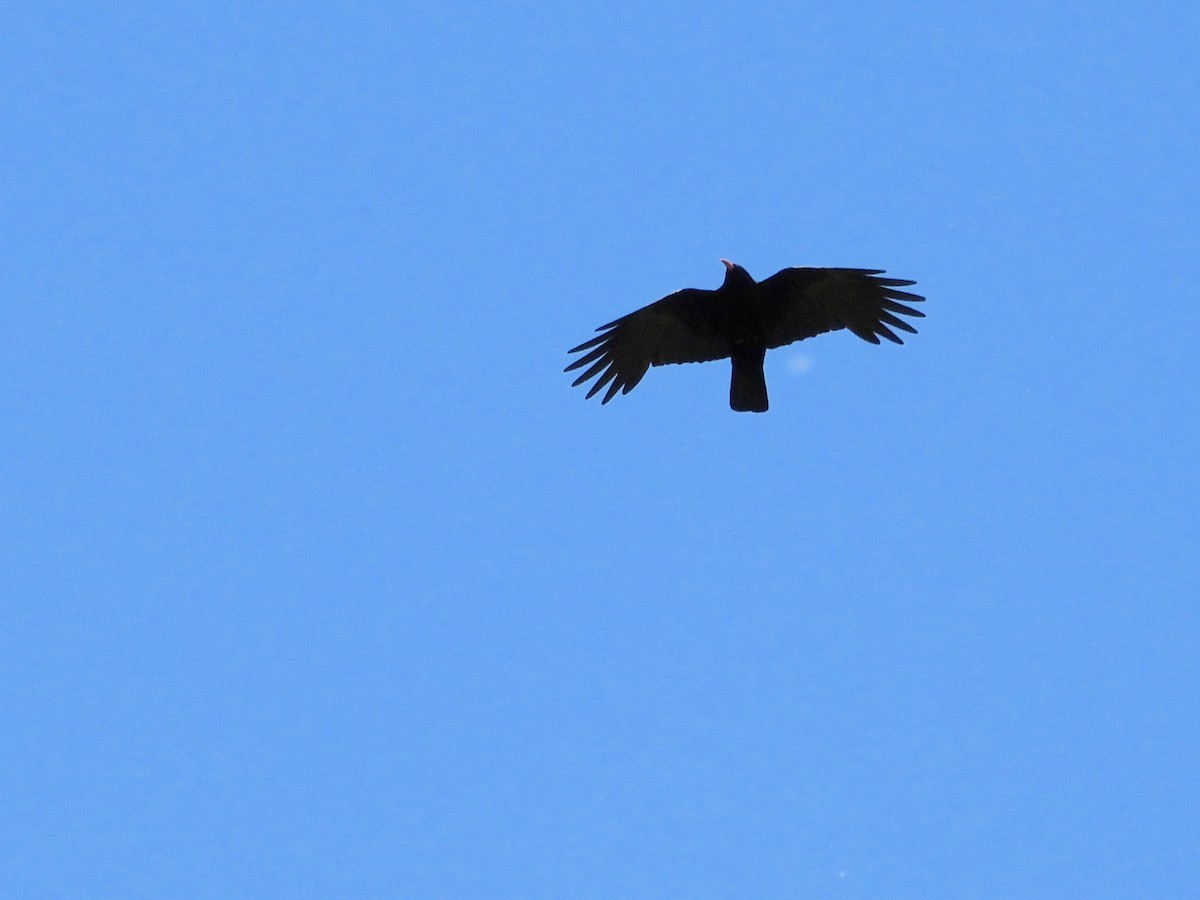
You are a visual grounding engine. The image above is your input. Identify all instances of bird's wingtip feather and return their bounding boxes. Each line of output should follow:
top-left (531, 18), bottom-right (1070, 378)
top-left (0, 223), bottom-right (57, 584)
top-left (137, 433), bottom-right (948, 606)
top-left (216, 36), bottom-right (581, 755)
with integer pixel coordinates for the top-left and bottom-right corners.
top-left (882, 288), bottom-right (924, 302)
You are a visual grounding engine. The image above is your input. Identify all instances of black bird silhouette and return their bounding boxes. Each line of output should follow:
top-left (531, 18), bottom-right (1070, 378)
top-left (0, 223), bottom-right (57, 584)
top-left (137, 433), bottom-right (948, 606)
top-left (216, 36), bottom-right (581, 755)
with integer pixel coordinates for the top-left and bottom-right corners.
top-left (565, 261), bottom-right (924, 412)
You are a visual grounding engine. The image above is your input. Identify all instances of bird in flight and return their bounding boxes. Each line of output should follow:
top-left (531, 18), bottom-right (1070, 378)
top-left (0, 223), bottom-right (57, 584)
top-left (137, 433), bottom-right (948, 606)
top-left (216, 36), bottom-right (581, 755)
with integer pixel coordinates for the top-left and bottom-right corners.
top-left (565, 261), bottom-right (924, 412)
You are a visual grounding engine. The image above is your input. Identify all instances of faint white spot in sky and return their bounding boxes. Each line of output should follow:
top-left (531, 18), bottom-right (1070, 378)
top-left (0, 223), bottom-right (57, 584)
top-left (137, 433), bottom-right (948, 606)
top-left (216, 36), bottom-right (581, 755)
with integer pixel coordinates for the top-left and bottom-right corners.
top-left (786, 353), bottom-right (813, 375)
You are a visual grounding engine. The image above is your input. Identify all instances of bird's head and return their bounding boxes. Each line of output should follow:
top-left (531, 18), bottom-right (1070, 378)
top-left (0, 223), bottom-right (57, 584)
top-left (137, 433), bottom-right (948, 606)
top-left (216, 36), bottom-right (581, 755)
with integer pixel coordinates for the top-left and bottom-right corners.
top-left (720, 259), bottom-right (754, 289)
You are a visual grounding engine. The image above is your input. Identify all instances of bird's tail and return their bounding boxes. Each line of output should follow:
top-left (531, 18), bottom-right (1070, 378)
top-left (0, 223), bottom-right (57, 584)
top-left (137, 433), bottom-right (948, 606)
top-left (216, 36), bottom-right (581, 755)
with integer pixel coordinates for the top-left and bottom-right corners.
top-left (729, 346), bottom-right (768, 413)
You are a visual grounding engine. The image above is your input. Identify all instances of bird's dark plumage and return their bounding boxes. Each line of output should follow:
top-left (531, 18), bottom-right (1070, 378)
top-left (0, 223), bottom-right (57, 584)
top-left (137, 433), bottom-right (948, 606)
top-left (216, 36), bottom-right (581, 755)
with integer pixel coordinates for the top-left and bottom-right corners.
top-left (565, 261), bottom-right (925, 412)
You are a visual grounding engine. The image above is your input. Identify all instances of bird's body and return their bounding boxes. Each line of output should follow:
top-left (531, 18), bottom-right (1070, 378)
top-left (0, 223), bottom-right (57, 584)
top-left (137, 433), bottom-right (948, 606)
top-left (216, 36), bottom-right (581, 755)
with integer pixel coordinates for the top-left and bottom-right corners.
top-left (565, 261), bottom-right (924, 412)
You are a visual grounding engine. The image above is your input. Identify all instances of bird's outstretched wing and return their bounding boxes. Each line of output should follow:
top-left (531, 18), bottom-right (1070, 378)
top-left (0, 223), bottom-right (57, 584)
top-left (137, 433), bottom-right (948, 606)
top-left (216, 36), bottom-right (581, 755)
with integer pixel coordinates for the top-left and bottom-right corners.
top-left (565, 288), bottom-right (730, 403)
top-left (758, 267), bottom-right (925, 348)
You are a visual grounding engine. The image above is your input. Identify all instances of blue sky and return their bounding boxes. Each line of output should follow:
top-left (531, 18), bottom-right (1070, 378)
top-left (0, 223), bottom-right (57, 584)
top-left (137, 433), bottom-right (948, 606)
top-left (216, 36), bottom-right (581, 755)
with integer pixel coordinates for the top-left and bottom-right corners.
top-left (4, 1), bottom-right (1199, 896)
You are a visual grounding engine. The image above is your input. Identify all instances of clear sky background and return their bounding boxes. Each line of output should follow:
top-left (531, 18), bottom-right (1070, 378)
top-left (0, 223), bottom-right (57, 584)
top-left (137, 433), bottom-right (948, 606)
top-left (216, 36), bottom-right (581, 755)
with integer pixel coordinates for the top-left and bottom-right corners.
top-left (4, 2), bottom-right (1199, 897)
